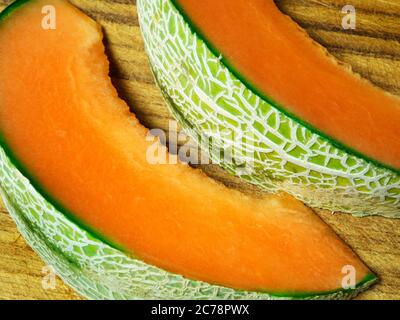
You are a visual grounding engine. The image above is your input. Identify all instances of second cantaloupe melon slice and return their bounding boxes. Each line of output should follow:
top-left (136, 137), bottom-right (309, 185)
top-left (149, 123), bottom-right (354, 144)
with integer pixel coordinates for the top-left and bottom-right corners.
top-left (138, 0), bottom-right (400, 217)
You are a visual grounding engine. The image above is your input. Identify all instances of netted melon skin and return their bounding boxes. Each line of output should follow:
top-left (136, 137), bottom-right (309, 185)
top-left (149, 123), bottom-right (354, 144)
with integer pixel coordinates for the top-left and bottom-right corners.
top-left (137, 0), bottom-right (400, 217)
top-left (0, 145), bottom-right (376, 300)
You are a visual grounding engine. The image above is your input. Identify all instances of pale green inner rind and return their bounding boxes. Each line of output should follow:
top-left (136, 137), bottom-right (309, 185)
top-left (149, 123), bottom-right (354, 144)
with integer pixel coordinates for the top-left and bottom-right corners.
top-left (138, 0), bottom-right (400, 216)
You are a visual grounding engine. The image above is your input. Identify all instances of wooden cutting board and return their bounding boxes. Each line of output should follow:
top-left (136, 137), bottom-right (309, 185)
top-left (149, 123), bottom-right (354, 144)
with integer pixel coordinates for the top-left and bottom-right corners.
top-left (0, 0), bottom-right (399, 300)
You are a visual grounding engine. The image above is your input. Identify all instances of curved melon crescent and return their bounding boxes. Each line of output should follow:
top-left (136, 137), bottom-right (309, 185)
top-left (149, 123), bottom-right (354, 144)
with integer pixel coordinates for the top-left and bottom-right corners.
top-left (0, 0), bottom-right (376, 299)
top-left (138, 0), bottom-right (400, 217)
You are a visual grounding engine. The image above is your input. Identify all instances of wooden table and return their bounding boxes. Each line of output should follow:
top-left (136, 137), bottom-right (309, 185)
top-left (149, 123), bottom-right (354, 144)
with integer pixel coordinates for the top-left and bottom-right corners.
top-left (0, 0), bottom-right (399, 300)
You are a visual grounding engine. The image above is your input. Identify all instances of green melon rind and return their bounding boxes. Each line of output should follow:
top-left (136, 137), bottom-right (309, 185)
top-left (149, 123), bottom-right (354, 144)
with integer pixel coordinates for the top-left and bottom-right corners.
top-left (0, 146), bottom-right (377, 300)
top-left (137, 0), bottom-right (400, 217)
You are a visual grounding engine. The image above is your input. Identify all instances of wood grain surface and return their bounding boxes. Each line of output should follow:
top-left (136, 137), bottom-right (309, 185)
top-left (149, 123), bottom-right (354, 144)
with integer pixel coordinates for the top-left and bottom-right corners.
top-left (0, 0), bottom-right (399, 300)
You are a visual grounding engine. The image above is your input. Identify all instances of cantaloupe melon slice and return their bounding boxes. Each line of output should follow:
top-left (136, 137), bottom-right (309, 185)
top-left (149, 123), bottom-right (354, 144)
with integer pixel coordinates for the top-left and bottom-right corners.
top-left (173, 0), bottom-right (400, 171)
top-left (138, 0), bottom-right (400, 217)
top-left (0, 0), bottom-right (376, 299)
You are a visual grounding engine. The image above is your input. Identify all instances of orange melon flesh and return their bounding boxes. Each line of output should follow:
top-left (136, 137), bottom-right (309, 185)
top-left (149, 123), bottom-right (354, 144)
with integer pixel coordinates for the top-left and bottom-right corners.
top-left (174, 0), bottom-right (400, 171)
top-left (0, 0), bottom-right (372, 293)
